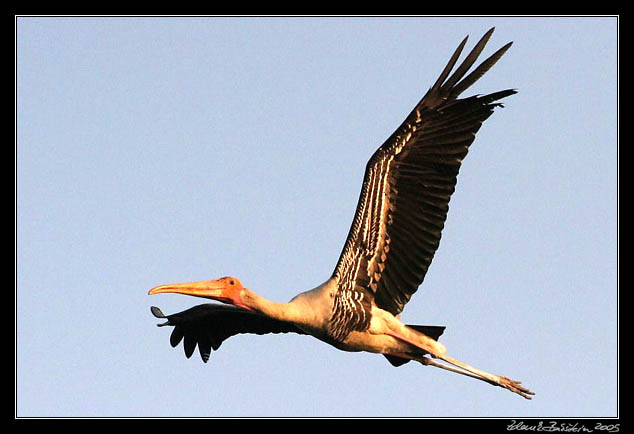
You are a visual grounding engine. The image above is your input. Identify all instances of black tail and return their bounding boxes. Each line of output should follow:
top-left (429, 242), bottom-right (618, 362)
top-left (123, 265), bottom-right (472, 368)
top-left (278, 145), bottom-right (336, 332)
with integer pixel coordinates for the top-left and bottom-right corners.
top-left (383, 325), bottom-right (446, 367)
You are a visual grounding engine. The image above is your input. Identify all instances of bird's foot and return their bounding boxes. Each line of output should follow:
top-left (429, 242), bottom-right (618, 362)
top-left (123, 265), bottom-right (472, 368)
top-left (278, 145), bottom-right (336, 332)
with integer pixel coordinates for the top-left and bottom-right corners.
top-left (497, 375), bottom-right (535, 400)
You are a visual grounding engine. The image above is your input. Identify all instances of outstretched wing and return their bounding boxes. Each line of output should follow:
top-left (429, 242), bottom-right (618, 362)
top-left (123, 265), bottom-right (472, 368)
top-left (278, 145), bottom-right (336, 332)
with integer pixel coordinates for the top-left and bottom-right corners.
top-left (151, 304), bottom-right (307, 362)
top-left (331, 28), bottom-right (515, 320)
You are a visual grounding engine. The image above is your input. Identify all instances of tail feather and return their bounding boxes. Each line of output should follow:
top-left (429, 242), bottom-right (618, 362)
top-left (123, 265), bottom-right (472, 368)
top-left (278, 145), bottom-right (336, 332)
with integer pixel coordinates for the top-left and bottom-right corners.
top-left (408, 325), bottom-right (445, 341)
top-left (384, 325), bottom-right (446, 367)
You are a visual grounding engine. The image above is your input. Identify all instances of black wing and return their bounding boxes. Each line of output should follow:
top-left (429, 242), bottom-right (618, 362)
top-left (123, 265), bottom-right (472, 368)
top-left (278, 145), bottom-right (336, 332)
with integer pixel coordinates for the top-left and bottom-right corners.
top-left (150, 304), bottom-right (307, 362)
top-left (332, 28), bottom-right (515, 318)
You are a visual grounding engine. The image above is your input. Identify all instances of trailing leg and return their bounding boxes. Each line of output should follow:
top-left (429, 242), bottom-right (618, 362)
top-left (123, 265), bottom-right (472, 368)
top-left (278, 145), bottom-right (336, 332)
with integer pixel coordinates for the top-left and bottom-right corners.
top-left (417, 354), bottom-right (534, 399)
top-left (383, 323), bottom-right (534, 399)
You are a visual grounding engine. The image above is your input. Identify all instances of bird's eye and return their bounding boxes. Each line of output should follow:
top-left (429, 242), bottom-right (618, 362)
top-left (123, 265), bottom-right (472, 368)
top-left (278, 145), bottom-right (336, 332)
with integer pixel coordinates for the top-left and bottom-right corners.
top-left (230, 280), bottom-right (235, 285)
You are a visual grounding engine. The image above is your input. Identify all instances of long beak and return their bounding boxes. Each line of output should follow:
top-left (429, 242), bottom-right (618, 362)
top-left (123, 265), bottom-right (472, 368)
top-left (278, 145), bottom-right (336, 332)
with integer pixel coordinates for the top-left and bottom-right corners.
top-left (148, 280), bottom-right (227, 300)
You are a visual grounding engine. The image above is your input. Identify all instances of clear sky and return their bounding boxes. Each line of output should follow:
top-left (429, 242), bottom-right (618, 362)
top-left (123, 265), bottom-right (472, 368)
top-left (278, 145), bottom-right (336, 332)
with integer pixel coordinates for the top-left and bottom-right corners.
top-left (16, 16), bottom-right (618, 418)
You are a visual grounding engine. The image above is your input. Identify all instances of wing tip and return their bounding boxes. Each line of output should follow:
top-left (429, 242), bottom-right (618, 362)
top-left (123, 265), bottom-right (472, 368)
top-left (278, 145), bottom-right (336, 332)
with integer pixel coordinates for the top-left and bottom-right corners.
top-left (150, 305), bottom-right (165, 318)
top-left (426, 28), bottom-right (514, 107)
top-left (151, 305), bottom-right (173, 327)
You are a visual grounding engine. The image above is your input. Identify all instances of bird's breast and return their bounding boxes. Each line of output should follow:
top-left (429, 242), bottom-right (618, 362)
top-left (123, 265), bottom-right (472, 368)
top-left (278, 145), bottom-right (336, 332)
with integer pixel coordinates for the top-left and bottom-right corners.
top-left (287, 278), bottom-right (337, 333)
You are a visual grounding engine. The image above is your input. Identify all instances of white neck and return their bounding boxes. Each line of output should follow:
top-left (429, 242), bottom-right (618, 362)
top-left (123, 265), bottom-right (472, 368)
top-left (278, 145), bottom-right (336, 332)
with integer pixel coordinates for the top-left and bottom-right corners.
top-left (240, 279), bottom-right (336, 332)
top-left (241, 288), bottom-right (304, 323)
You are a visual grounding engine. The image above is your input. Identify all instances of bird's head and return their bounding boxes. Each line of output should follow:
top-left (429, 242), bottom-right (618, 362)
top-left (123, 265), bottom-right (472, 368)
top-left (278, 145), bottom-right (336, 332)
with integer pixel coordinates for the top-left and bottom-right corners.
top-left (148, 276), bottom-right (252, 310)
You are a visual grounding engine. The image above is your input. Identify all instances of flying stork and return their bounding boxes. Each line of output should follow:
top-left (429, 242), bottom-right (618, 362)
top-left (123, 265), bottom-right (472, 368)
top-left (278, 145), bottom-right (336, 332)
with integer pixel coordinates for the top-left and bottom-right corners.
top-left (149, 27), bottom-right (534, 400)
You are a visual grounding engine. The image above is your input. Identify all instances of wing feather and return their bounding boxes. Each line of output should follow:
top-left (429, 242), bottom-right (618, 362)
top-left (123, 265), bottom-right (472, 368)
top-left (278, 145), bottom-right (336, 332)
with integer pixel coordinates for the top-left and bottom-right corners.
top-left (151, 304), bottom-right (307, 363)
top-left (332, 28), bottom-right (515, 317)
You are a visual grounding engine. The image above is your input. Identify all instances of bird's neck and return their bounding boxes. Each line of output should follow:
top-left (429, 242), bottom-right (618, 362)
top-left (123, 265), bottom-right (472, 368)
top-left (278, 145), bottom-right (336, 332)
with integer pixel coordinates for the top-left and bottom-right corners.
top-left (240, 288), bottom-right (304, 324)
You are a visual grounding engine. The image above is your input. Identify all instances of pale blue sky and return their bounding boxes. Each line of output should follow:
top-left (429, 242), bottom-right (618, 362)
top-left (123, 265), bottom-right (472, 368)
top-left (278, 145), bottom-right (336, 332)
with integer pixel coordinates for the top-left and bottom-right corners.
top-left (16, 16), bottom-right (618, 417)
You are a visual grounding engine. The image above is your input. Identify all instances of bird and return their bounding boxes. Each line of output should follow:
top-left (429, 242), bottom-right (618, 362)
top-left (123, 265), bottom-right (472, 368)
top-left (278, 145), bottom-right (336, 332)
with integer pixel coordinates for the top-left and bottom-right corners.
top-left (148, 27), bottom-right (534, 400)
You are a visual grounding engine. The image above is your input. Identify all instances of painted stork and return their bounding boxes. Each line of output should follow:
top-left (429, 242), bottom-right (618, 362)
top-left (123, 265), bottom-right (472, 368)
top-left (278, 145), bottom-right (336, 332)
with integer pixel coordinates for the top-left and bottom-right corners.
top-left (149, 28), bottom-right (534, 400)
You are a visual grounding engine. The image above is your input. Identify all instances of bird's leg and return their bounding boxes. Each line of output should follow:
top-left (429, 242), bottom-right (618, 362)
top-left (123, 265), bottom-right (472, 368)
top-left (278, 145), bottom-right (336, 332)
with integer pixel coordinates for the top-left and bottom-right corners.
top-left (380, 313), bottom-right (534, 399)
top-left (388, 350), bottom-right (534, 399)
top-left (389, 351), bottom-right (489, 383)
top-left (423, 354), bottom-right (534, 400)
top-left (417, 356), bottom-right (495, 383)
top-left (384, 321), bottom-right (534, 399)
